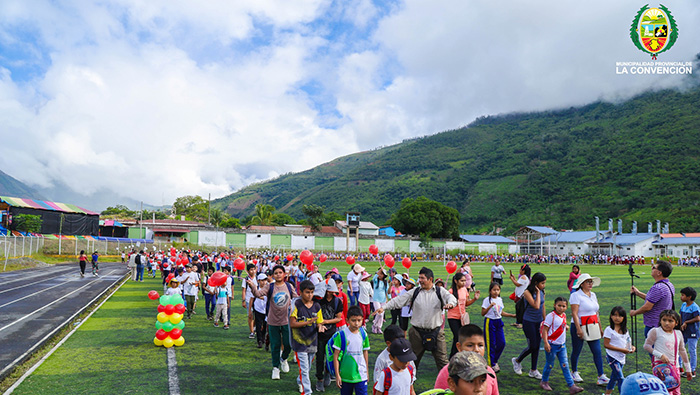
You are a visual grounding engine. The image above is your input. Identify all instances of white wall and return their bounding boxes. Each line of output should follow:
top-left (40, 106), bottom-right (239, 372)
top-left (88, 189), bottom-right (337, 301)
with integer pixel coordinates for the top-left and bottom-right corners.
top-left (246, 233), bottom-right (271, 249)
top-left (478, 243), bottom-right (497, 253)
top-left (375, 239), bottom-right (395, 252)
top-left (291, 235), bottom-right (315, 250)
top-left (445, 241), bottom-right (465, 250)
top-left (409, 240), bottom-right (422, 253)
top-left (199, 231), bottom-right (227, 246)
top-left (334, 237), bottom-right (357, 252)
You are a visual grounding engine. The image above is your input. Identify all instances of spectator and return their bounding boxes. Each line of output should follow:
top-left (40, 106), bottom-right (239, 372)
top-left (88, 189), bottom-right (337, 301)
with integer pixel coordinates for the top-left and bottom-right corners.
top-left (630, 260), bottom-right (675, 337)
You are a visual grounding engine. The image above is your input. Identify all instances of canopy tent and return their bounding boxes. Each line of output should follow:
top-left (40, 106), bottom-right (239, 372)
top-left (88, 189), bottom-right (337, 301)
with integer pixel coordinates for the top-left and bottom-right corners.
top-left (0, 196), bottom-right (99, 236)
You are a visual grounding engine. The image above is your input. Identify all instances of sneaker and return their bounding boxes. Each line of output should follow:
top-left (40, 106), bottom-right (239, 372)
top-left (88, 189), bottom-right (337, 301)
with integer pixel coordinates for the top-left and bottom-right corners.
top-left (316, 380), bottom-right (325, 392)
top-left (214, 323), bottom-right (219, 327)
top-left (257, 342), bottom-right (263, 348)
top-left (492, 363), bottom-right (500, 373)
top-left (512, 357), bottom-right (522, 375)
top-left (272, 367), bottom-right (280, 380)
top-left (569, 384), bottom-right (584, 394)
top-left (224, 325), bottom-right (229, 330)
top-left (597, 374), bottom-right (610, 386)
top-left (572, 371), bottom-right (583, 382)
top-left (298, 383), bottom-right (303, 393)
top-left (323, 371), bottom-right (331, 387)
top-left (280, 359), bottom-right (290, 373)
top-left (528, 370), bottom-right (542, 379)
top-left (539, 381), bottom-right (552, 391)
top-left (249, 332), bottom-right (255, 339)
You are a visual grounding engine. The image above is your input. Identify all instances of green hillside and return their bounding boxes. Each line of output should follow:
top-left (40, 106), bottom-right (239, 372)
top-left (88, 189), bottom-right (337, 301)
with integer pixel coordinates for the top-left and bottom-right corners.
top-left (0, 170), bottom-right (45, 200)
top-left (214, 86), bottom-right (700, 234)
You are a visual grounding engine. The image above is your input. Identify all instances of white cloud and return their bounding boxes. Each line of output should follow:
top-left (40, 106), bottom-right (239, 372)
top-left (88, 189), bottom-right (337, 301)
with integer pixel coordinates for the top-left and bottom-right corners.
top-left (0, 0), bottom-right (698, 210)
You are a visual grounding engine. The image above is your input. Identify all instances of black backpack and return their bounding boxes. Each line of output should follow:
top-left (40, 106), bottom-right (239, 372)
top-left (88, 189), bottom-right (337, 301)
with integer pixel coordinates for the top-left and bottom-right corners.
top-left (409, 285), bottom-right (444, 313)
top-left (135, 254), bottom-right (141, 265)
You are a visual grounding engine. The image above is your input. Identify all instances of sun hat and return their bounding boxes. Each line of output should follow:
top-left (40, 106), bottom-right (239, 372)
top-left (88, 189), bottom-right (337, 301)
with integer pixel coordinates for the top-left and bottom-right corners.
top-left (393, 274), bottom-right (404, 284)
top-left (620, 372), bottom-right (669, 395)
top-left (353, 263), bottom-right (365, 273)
top-left (388, 338), bottom-right (417, 362)
top-left (314, 282), bottom-right (327, 299)
top-left (572, 273), bottom-right (601, 289)
top-left (448, 351), bottom-right (495, 383)
top-left (257, 273), bottom-right (267, 280)
top-left (324, 279), bottom-right (339, 293)
top-left (361, 271), bottom-right (371, 281)
top-left (404, 277), bottom-right (416, 286)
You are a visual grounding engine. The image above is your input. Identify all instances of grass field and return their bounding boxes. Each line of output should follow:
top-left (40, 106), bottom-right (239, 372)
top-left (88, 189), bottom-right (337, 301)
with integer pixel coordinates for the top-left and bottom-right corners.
top-left (7, 261), bottom-right (700, 394)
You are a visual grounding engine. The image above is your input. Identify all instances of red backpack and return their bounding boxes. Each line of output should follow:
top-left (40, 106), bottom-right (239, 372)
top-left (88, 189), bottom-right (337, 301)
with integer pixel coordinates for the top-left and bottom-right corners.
top-left (381, 364), bottom-right (414, 394)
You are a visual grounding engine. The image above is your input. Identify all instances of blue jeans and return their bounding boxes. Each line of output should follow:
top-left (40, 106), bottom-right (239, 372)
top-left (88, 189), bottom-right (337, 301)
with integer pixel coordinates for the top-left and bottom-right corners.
top-left (606, 355), bottom-right (625, 391)
top-left (204, 294), bottom-right (216, 317)
top-left (683, 337), bottom-right (698, 372)
top-left (543, 343), bottom-right (574, 387)
top-left (136, 265), bottom-right (144, 281)
top-left (296, 351), bottom-right (313, 394)
top-left (569, 324), bottom-right (604, 375)
top-left (347, 291), bottom-right (358, 306)
top-left (340, 380), bottom-right (367, 395)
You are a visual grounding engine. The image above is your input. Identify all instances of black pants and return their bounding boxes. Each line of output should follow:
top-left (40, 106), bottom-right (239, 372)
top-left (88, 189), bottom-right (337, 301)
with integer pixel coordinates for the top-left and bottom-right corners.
top-left (493, 278), bottom-right (503, 285)
top-left (390, 309), bottom-right (400, 325)
top-left (254, 311), bottom-right (267, 345)
top-left (399, 316), bottom-right (410, 332)
top-left (516, 319), bottom-right (541, 370)
top-left (79, 261), bottom-right (86, 275)
top-left (316, 331), bottom-right (334, 380)
top-left (448, 318), bottom-right (462, 359)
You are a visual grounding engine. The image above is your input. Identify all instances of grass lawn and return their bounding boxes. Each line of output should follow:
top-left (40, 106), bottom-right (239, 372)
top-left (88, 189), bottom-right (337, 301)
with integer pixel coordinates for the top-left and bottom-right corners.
top-left (8, 261), bottom-right (700, 394)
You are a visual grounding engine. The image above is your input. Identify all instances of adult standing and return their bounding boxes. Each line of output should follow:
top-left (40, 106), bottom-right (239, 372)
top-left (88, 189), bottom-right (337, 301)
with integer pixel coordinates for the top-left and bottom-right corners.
top-left (509, 264), bottom-right (531, 329)
top-left (127, 250), bottom-right (138, 281)
top-left (569, 273), bottom-right (609, 385)
top-left (630, 260), bottom-right (675, 336)
top-left (512, 272), bottom-right (546, 380)
top-left (347, 263), bottom-right (364, 306)
top-left (136, 250), bottom-right (145, 282)
top-left (375, 267), bottom-right (457, 370)
top-left (446, 272), bottom-right (480, 358)
top-left (490, 260), bottom-right (505, 286)
top-left (78, 250), bottom-right (88, 278)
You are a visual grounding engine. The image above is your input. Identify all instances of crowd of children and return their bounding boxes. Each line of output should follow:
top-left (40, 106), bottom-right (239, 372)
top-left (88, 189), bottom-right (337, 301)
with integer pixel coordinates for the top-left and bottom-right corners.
top-left (132, 249), bottom-right (698, 395)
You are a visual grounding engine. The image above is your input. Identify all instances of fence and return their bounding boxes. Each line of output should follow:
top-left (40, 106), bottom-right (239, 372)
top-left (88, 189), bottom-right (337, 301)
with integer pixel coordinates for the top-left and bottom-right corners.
top-left (41, 238), bottom-right (161, 257)
top-left (0, 235), bottom-right (44, 259)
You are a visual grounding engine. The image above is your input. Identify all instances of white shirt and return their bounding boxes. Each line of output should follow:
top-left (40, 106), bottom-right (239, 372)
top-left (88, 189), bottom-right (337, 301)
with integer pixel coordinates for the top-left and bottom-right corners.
top-left (515, 275), bottom-right (530, 297)
top-left (569, 289), bottom-right (599, 323)
top-left (183, 272), bottom-right (200, 296)
top-left (373, 365), bottom-right (415, 394)
top-left (604, 326), bottom-right (631, 364)
top-left (543, 311), bottom-right (567, 345)
top-left (253, 294), bottom-right (267, 314)
top-left (348, 271), bottom-right (360, 292)
top-left (482, 297), bottom-right (504, 320)
top-left (491, 265), bottom-right (505, 279)
top-left (309, 272), bottom-right (323, 285)
top-left (225, 276), bottom-right (233, 296)
top-left (373, 348), bottom-right (417, 383)
top-left (359, 281), bottom-right (373, 305)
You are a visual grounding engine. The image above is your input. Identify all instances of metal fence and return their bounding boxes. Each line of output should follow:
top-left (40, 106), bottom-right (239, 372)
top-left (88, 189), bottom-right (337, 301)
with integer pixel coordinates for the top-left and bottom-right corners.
top-left (0, 235), bottom-right (44, 259)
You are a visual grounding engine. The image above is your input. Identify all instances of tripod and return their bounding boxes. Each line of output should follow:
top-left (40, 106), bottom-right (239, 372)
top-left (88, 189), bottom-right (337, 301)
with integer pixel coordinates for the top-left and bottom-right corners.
top-left (629, 261), bottom-right (640, 371)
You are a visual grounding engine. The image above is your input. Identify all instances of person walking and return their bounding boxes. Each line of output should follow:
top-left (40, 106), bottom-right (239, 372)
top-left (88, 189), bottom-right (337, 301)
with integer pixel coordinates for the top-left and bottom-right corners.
top-left (135, 250), bottom-right (145, 282)
top-left (375, 267), bottom-right (457, 370)
top-left (446, 272), bottom-right (480, 359)
top-left (512, 272), bottom-right (546, 380)
top-left (78, 250), bottom-right (88, 278)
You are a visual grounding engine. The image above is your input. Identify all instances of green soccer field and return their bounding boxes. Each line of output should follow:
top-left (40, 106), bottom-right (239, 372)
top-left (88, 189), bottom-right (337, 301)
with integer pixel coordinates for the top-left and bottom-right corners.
top-left (6, 260), bottom-right (700, 394)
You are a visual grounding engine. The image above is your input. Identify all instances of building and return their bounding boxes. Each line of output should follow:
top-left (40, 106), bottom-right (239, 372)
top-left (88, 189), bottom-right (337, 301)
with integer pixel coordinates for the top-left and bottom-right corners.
top-left (334, 220), bottom-right (380, 236)
top-left (0, 196), bottom-right (99, 236)
top-left (378, 226), bottom-right (397, 237)
top-left (653, 233), bottom-right (700, 258)
top-left (459, 234), bottom-right (516, 254)
top-left (514, 226), bottom-right (559, 255)
top-left (587, 233), bottom-right (659, 257)
top-left (533, 230), bottom-right (613, 255)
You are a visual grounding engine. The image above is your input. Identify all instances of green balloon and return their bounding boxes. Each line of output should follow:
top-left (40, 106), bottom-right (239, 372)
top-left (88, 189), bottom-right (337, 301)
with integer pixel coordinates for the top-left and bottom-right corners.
top-left (174, 321), bottom-right (185, 330)
top-left (162, 321), bottom-right (175, 332)
top-left (155, 321), bottom-right (163, 330)
top-left (171, 295), bottom-right (184, 305)
top-left (159, 295), bottom-right (168, 306)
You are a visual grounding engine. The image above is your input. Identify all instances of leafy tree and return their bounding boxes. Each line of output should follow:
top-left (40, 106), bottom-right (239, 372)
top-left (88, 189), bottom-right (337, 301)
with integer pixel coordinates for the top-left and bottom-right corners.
top-left (101, 205), bottom-right (136, 217)
top-left (220, 216), bottom-right (241, 229)
top-left (14, 214), bottom-right (42, 233)
top-left (302, 204), bottom-right (325, 231)
top-left (141, 210), bottom-right (168, 220)
top-left (390, 196), bottom-right (460, 239)
top-left (173, 195), bottom-right (208, 222)
top-left (210, 208), bottom-right (223, 227)
top-left (250, 204), bottom-right (275, 225)
top-left (323, 211), bottom-right (344, 226)
top-left (272, 212), bottom-right (296, 226)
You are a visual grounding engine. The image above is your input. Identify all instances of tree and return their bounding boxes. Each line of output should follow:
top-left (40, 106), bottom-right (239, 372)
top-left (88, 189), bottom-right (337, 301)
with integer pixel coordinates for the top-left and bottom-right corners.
top-left (101, 205), bottom-right (136, 218)
top-left (14, 214), bottom-right (42, 233)
top-left (323, 211), bottom-right (344, 226)
top-left (172, 195), bottom-right (208, 222)
top-left (210, 208), bottom-right (224, 228)
top-left (220, 216), bottom-right (241, 229)
top-left (390, 196), bottom-right (460, 239)
top-left (250, 204), bottom-right (276, 225)
top-left (302, 204), bottom-right (325, 231)
top-left (272, 212), bottom-right (296, 226)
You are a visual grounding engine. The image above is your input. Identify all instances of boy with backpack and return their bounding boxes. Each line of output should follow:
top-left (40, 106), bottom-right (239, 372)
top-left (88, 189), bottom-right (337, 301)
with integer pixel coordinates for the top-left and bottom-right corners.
top-left (373, 325), bottom-right (417, 385)
top-left (248, 264), bottom-right (298, 380)
top-left (372, 338), bottom-right (417, 395)
top-left (316, 279), bottom-right (344, 392)
top-left (332, 305), bottom-right (370, 395)
top-left (290, 280), bottom-right (326, 394)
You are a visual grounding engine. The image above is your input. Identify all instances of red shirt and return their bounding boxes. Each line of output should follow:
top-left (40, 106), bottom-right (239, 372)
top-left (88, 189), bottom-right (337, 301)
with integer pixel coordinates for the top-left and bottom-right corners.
top-left (336, 290), bottom-right (349, 327)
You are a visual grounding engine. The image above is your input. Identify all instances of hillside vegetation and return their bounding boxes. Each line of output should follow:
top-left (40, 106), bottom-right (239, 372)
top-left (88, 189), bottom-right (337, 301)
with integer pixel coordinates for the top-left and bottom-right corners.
top-left (214, 86), bottom-right (700, 234)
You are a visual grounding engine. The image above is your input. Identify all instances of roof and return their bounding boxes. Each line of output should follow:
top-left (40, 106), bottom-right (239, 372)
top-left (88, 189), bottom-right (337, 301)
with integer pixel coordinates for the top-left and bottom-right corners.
top-left (516, 226), bottom-right (559, 235)
top-left (459, 234), bottom-right (515, 243)
top-left (335, 220), bottom-right (379, 230)
top-left (153, 228), bottom-right (189, 233)
top-left (660, 233), bottom-right (700, 238)
top-left (654, 237), bottom-right (700, 245)
top-left (245, 225), bottom-right (343, 234)
top-left (534, 230), bottom-right (611, 243)
top-left (121, 218), bottom-right (207, 227)
top-left (99, 219), bottom-right (125, 227)
top-left (0, 196), bottom-right (98, 215)
top-left (590, 233), bottom-right (658, 246)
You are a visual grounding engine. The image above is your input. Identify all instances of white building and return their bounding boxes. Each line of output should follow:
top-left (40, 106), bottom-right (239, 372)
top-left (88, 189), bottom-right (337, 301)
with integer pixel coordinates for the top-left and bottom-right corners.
top-left (534, 230), bottom-right (613, 255)
top-left (334, 220), bottom-right (380, 236)
top-left (587, 233), bottom-right (659, 257)
top-left (653, 234), bottom-right (700, 258)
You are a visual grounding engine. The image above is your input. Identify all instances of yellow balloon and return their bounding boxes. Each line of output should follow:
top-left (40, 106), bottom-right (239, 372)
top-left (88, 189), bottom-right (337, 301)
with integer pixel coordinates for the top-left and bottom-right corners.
top-left (154, 337), bottom-right (164, 346)
top-left (173, 336), bottom-right (185, 347)
top-left (163, 337), bottom-right (174, 348)
top-left (157, 312), bottom-right (169, 323)
top-left (169, 313), bottom-right (182, 325)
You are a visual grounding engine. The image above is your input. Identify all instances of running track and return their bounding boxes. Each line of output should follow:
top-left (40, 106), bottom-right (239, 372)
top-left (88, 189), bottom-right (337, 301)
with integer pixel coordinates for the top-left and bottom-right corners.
top-left (0, 261), bottom-right (128, 380)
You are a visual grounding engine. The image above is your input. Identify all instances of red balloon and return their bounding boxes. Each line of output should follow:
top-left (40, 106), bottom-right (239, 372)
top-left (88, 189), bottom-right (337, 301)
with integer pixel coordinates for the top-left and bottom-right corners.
top-left (286, 254), bottom-right (294, 261)
top-left (307, 263), bottom-right (315, 272)
top-left (208, 272), bottom-right (228, 287)
top-left (446, 260), bottom-right (457, 274)
top-left (369, 244), bottom-right (378, 255)
top-left (147, 290), bottom-right (159, 300)
top-left (169, 328), bottom-right (182, 339)
top-left (238, 254), bottom-right (244, 258)
top-left (233, 258), bottom-right (245, 271)
top-left (274, 255), bottom-right (280, 261)
top-left (164, 304), bottom-right (175, 315)
top-left (402, 257), bottom-right (412, 269)
top-left (319, 254), bottom-right (327, 263)
top-left (384, 254), bottom-right (395, 268)
top-left (174, 304), bottom-right (186, 314)
top-left (157, 304), bottom-right (165, 313)
top-left (252, 259), bottom-right (258, 265)
top-left (346, 256), bottom-right (355, 265)
top-left (300, 250), bottom-right (314, 265)
top-left (155, 329), bottom-right (168, 340)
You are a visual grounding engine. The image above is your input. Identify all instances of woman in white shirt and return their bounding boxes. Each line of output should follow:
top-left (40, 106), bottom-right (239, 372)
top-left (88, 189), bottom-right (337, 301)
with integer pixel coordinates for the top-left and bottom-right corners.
top-left (569, 273), bottom-right (608, 385)
top-left (347, 263), bottom-right (364, 306)
top-left (509, 264), bottom-right (531, 329)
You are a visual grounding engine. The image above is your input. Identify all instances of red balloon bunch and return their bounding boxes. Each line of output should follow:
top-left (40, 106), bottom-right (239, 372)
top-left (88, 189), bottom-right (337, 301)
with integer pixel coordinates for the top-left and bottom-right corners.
top-left (402, 257), bottom-right (412, 269)
top-left (369, 244), bottom-right (378, 255)
top-left (384, 254), bottom-right (395, 268)
top-left (446, 260), bottom-right (457, 274)
top-left (300, 250), bottom-right (314, 265)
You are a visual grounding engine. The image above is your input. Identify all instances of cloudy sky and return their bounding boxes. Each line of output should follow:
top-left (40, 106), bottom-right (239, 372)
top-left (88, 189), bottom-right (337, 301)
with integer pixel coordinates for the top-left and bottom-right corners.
top-left (1, 0), bottom-right (698, 210)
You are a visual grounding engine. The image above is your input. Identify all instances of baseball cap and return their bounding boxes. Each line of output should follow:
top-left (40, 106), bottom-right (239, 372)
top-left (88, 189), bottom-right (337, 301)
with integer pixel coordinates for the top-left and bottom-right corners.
top-left (314, 282), bottom-right (327, 298)
top-left (388, 338), bottom-right (417, 363)
top-left (448, 351), bottom-right (495, 382)
top-left (257, 273), bottom-right (267, 280)
top-left (331, 274), bottom-right (343, 283)
top-left (620, 372), bottom-right (669, 395)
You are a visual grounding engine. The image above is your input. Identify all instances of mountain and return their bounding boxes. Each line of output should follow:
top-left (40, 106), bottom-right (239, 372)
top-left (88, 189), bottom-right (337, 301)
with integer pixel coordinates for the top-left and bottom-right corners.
top-left (213, 86), bottom-right (700, 234)
top-left (0, 170), bottom-right (46, 200)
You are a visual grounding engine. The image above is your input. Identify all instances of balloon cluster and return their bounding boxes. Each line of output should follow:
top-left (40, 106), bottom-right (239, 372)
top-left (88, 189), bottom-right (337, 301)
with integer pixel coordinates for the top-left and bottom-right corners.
top-left (300, 250), bottom-right (316, 271)
top-left (148, 291), bottom-right (186, 347)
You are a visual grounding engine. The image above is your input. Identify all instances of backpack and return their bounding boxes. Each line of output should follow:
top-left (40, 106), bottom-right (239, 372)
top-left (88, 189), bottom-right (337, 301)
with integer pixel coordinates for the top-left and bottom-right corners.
top-left (409, 285), bottom-right (444, 313)
top-left (325, 327), bottom-right (368, 378)
top-left (266, 281), bottom-right (294, 314)
top-left (134, 254), bottom-right (141, 265)
top-left (381, 364), bottom-right (415, 394)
